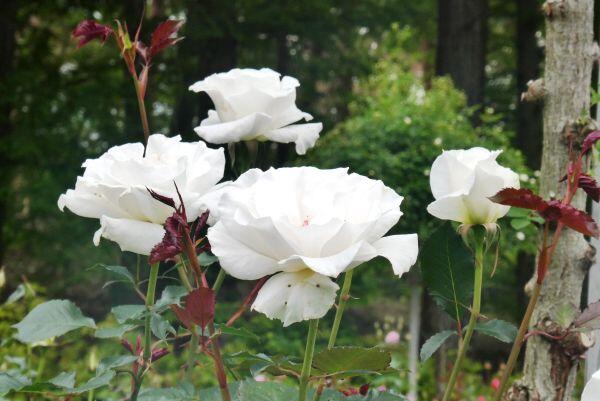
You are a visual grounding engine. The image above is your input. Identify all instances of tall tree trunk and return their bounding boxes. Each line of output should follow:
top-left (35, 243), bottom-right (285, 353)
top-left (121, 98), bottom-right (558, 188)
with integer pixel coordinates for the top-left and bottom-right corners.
top-left (516, 0), bottom-right (543, 169)
top-left (509, 2), bottom-right (596, 400)
top-left (436, 0), bottom-right (488, 109)
top-left (0, 0), bottom-right (18, 267)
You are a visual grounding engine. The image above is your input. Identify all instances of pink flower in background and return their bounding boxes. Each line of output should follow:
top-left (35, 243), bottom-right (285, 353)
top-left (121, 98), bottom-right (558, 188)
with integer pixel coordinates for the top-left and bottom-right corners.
top-left (377, 385), bottom-right (387, 392)
top-left (491, 378), bottom-right (500, 391)
top-left (384, 330), bottom-right (401, 345)
top-left (254, 374), bottom-right (267, 382)
top-left (477, 396), bottom-right (486, 401)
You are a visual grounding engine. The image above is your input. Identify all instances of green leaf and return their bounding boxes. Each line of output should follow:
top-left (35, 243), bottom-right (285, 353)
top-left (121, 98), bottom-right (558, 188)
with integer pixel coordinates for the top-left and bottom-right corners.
top-left (199, 253), bottom-right (218, 267)
top-left (4, 284), bottom-right (26, 305)
top-left (139, 381), bottom-right (197, 401)
top-left (72, 370), bottom-right (116, 393)
top-left (48, 372), bottom-right (76, 388)
top-left (155, 285), bottom-right (188, 311)
top-left (12, 300), bottom-right (96, 343)
top-left (420, 223), bottom-right (474, 321)
top-left (214, 324), bottom-right (260, 341)
top-left (112, 304), bottom-right (146, 324)
top-left (91, 264), bottom-right (135, 285)
top-left (95, 323), bottom-right (137, 339)
top-left (473, 319), bottom-right (517, 343)
top-left (420, 330), bottom-right (455, 362)
top-left (312, 347), bottom-right (392, 376)
top-left (151, 313), bottom-right (175, 339)
top-left (97, 355), bottom-right (139, 374)
top-left (510, 218), bottom-right (530, 230)
top-left (238, 380), bottom-right (297, 401)
top-left (0, 373), bottom-right (29, 396)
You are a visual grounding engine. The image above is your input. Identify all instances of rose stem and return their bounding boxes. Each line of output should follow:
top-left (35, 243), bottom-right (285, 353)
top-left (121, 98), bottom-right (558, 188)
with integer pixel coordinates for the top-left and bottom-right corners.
top-left (180, 229), bottom-right (231, 401)
top-left (442, 230), bottom-right (485, 401)
top-left (327, 269), bottom-right (354, 349)
top-left (132, 76), bottom-right (150, 144)
top-left (212, 269), bottom-right (227, 294)
top-left (312, 269), bottom-right (354, 401)
top-left (492, 222), bottom-right (563, 401)
top-left (130, 262), bottom-right (160, 401)
top-left (299, 319), bottom-right (320, 401)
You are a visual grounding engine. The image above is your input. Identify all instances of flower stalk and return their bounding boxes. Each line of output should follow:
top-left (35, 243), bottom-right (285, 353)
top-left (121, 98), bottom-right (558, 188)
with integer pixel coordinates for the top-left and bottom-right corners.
top-left (299, 319), bottom-right (319, 401)
top-left (442, 229), bottom-right (485, 401)
top-left (328, 269), bottom-right (354, 349)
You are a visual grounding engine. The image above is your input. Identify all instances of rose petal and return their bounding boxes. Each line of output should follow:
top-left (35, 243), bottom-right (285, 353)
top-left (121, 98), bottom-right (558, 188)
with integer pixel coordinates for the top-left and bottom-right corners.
top-left (372, 234), bottom-right (419, 276)
top-left (251, 270), bottom-right (339, 326)
top-left (94, 216), bottom-right (165, 255)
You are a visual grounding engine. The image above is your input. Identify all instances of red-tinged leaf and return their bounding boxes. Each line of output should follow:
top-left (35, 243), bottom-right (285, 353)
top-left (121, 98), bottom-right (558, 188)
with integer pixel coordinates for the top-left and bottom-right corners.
top-left (150, 347), bottom-right (169, 362)
top-left (149, 19), bottom-right (184, 59)
top-left (149, 212), bottom-right (184, 264)
top-left (136, 41), bottom-right (149, 64)
top-left (72, 20), bottom-right (113, 48)
top-left (579, 173), bottom-right (600, 202)
top-left (553, 203), bottom-right (599, 238)
top-left (187, 287), bottom-right (216, 333)
top-left (147, 188), bottom-right (176, 208)
top-left (170, 304), bottom-right (193, 329)
top-left (582, 130), bottom-right (600, 155)
top-left (538, 200), bottom-right (563, 221)
top-left (138, 65), bottom-right (149, 99)
top-left (489, 188), bottom-right (547, 211)
top-left (193, 211), bottom-right (210, 240)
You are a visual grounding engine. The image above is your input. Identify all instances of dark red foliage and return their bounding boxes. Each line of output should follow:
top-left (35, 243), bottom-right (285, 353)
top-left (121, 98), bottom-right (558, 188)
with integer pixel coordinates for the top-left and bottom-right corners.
top-left (148, 20), bottom-right (184, 59)
top-left (149, 211), bottom-right (186, 264)
top-left (489, 188), bottom-right (547, 211)
top-left (147, 187), bottom-right (176, 208)
top-left (342, 384), bottom-right (369, 396)
top-left (171, 287), bottom-right (216, 333)
top-left (578, 173), bottom-right (600, 202)
top-left (150, 347), bottom-right (169, 362)
top-left (72, 20), bottom-right (113, 48)
top-left (582, 130), bottom-right (600, 155)
top-left (491, 188), bottom-right (599, 237)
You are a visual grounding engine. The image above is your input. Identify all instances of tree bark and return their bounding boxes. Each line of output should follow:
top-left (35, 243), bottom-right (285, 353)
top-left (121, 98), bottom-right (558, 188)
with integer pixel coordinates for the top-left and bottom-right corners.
top-left (0, 0), bottom-right (18, 267)
top-left (516, 0), bottom-right (543, 169)
top-left (509, 2), bottom-right (596, 400)
top-left (436, 0), bottom-right (488, 109)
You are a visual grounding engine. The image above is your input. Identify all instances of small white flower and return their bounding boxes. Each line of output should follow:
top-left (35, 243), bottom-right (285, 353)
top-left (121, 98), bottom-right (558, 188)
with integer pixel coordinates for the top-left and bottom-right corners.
top-left (516, 232), bottom-right (525, 241)
top-left (403, 117), bottom-right (412, 125)
top-left (206, 167), bottom-right (418, 326)
top-left (58, 134), bottom-right (225, 255)
top-left (189, 68), bottom-right (322, 155)
top-left (433, 137), bottom-right (442, 146)
top-left (519, 174), bottom-right (529, 182)
top-left (427, 147), bottom-right (520, 225)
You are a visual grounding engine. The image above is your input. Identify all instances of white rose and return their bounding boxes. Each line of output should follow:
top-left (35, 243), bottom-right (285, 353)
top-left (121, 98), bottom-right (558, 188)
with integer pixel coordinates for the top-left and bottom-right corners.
top-left (427, 147), bottom-right (520, 225)
top-left (583, 369), bottom-right (600, 401)
top-left (207, 167), bottom-right (418, 326)
top-left (58, 134), bottom-right (225, 255)
top-left (189, 68), bottom-right (323, 155)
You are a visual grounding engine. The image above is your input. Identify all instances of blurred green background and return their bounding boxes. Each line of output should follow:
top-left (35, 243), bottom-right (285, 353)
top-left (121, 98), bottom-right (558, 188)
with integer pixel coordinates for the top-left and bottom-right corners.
top-left (0, 0), bottom-right (557, 399)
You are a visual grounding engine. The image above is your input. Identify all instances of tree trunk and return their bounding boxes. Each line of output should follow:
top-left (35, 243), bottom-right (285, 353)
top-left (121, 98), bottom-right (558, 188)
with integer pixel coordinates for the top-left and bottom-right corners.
top-left (436, 0), bottom-right (488, 109)
top-left (516, 0), bottom-right (543, 169)
top-left (0, 0), bottom-right (17, 267)
top-left (509, 2), bottom-right (596, 400)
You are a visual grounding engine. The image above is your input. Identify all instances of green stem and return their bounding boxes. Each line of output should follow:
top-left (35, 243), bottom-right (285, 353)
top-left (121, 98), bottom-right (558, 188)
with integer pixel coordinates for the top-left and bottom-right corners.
top-left (87, 389), bottom-right (95, 401)
top-left (492, 282), bottom-right (542, 401)
top-left (132, 77), bottom-right (150, 143)
top-left (212, 268), bottom-right (227, 295)
top-left (177, 263), bottom-right (193, 292)
top-left (299, 319), bottom-right (319, 401)
top-left (442, 237), bottom-right (485, 401)
top-left (186, 331), bottom-right (199, 382)
top-left (143, 263), bottom-right (160, 362)
top-left (328, 270), bottom-right (353, 349)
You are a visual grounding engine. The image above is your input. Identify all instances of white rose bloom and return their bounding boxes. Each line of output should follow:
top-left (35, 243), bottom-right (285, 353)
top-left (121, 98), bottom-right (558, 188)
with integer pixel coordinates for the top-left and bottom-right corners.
top-left (583, 369), bottom-right (600, 401)
top-left (58, 134), bottom-right (225, 255)
top-left (427, 147), bottom-right (520, 225)
top-left (207, 167), bottom-right (418, 326)
top-left (189, 68), bottom-right (322, 155)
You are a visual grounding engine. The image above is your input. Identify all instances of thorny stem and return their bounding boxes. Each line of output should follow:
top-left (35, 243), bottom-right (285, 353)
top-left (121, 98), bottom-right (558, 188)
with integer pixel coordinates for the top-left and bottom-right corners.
top-left (225, 277), bottom-right (267, 327)
top-left (492, 222), bottom-right (563, 401)
top-left (132, 76), bottom-right (150, 144)
top-left (299, 319), bottom-right (320, 401)
top-left (442, 231), bottom-right (485, 401)
top-left (130, 262), bottom-right (159, 401)
top-left (327, 270), bottom-right (354, 349)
